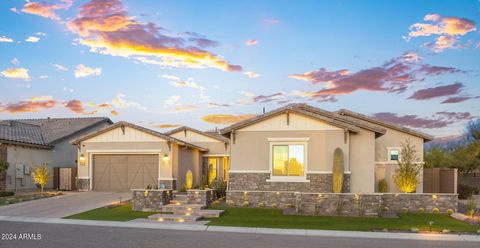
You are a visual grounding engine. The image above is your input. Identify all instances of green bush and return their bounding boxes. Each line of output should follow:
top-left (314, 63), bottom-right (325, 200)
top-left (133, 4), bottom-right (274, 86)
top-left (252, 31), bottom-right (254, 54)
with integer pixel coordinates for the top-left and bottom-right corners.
top-left (0, 160), bottom-right (9, 173)
top-left (458, 184), bottom-right (479, 200)
top-left (211, 179), bottom-right (227, 199)
top-left (466, 197), bottom-right (477, 218)
top-left (0, 191), bottom-right (14, 197)
top-left (378, 179), bottom-right (388, 193)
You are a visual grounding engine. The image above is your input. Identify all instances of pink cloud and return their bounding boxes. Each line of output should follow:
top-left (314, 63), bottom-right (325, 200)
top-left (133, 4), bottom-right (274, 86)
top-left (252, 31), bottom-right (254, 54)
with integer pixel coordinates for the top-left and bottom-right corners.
top-left (408, 82), bottom-right (463, 100)
top-left (22, 0), bottom-right (73, 21)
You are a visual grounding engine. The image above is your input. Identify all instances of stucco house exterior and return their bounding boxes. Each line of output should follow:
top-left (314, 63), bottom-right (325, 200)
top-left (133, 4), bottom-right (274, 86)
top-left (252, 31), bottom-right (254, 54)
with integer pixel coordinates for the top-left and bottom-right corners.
top-left (72, 122), bottom-right (211, 191)
top-left (0, 117), bottom-right (112, 191)
top-left (221, 104), bottom-right (433, 200)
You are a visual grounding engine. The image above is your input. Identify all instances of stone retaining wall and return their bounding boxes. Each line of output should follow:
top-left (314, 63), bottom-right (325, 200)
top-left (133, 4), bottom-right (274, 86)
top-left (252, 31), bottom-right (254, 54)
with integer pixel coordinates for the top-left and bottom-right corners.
top-left (228, 173), bottom-right (350, 193)
top-left (132, 189), bottom-right (173, 212)
top-left (187, 189), bottom-right (216, 206)
top-left (226, 190), bottom-right (458, 217)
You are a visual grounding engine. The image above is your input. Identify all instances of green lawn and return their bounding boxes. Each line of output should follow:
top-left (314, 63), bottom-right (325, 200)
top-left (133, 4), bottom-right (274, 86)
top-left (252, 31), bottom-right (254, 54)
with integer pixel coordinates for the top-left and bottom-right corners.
top-left (206, 208), bottom-right (478, 232)
top-left (65, 203), bottom-right (156, 221)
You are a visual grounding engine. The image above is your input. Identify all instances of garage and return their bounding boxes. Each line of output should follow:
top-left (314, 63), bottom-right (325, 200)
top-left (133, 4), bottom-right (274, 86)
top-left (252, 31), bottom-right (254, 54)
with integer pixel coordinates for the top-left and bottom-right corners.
top-left (93, 154), bottom-right (159, 191)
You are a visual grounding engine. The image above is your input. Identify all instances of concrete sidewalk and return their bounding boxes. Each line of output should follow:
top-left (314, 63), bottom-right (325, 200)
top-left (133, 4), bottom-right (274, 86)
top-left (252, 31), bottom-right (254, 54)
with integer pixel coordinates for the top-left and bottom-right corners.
top-left (0, 215), bottom-right (479, 242)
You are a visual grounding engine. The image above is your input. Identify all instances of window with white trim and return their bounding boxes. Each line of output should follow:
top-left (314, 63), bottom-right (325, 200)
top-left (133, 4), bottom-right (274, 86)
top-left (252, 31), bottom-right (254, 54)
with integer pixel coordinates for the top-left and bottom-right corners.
top-left (271, 143), bottom-right (306, 177)
top-left (388, 148), bottom-right (400, 162)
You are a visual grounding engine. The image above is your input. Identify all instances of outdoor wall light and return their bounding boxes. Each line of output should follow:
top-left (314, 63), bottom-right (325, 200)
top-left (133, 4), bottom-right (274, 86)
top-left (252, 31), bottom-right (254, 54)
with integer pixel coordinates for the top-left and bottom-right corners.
top-left (79, 154), bottom-right (85, 161)
top-left (163, 154), bottom-right (169, 161)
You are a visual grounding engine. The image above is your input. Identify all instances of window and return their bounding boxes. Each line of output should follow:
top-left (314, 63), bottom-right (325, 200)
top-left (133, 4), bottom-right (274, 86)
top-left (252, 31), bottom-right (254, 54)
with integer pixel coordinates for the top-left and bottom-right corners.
top-left (272, 144), bottom-right (305, 177)
top-left (389, 149), bottom-right (399, 161)
top-left (222, 157), bottom-right (229, 181)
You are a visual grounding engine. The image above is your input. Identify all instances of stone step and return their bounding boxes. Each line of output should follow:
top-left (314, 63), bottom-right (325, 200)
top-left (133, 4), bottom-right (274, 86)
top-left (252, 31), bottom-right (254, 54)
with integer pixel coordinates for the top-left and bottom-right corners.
top-left (161, 204), bottom-right (205, 212)
top-left (173, 209), bottom-right (224, 218)
top-left (148, 214), bottom-right (201, 222)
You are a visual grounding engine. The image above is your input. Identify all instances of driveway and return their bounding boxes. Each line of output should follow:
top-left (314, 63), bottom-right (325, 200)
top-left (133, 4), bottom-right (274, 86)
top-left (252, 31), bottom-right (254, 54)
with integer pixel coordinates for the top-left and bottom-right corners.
top-left (0, 191), bottom-right (131, 218)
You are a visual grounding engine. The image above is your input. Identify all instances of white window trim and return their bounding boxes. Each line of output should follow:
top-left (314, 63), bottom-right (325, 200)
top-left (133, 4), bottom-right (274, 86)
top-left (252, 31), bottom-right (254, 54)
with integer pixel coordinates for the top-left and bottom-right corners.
top-left (387, 147), bottom-right (402, 162)
top-left (268, 140), bottom-right (308, 182)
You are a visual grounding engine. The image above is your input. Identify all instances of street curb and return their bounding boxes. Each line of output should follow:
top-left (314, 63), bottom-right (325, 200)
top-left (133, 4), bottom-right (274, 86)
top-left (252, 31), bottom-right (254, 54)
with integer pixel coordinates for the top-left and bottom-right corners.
top-left (1, 216), bottom-right (479, 242)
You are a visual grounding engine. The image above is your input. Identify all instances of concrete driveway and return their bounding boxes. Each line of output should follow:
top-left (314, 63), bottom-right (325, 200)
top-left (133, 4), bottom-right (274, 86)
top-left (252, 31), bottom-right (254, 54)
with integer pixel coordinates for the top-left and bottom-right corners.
top-left (0, 191), bottom-right (131, 218)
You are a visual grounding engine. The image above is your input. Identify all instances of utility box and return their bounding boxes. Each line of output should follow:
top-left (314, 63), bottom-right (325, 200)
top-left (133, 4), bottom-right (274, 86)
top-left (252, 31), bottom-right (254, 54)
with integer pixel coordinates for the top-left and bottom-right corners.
top-left (15, 164), bottom-right (24, 179)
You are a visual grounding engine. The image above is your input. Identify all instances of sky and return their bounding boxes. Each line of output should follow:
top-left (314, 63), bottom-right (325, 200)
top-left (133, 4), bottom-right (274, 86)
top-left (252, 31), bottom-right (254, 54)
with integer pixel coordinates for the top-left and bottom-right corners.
top-left (0, 0), bottom-right (479, 140)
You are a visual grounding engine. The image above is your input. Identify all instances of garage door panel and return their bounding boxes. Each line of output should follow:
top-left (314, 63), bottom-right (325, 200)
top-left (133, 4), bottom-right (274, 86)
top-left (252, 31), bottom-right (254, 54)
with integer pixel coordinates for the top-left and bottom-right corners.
top-left (93, 154), bottom-right (158, 191)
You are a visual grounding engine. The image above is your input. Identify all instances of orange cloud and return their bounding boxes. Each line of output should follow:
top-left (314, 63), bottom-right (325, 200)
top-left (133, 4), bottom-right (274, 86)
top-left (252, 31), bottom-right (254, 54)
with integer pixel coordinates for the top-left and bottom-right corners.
top-left (22, 0), bottom-right (73, 21)
top-left (201, 114), bottom-right (256, 125)
top-left (407, 14), bottom-right (476, 52)
top-left (67, 0), bottom-right (243, 72)
top-left (64, 100), bottom-right (85, 114)
top-left (153, 124), bottom-right (181, 129)
top-left (0, 99), bottom-right (58, 113)
top-left (1, 68), bottom-right (31, 81)
top-left (175, 104), bottom-right (199, 112)
top-left (110, 110), bottom-right (119, 116)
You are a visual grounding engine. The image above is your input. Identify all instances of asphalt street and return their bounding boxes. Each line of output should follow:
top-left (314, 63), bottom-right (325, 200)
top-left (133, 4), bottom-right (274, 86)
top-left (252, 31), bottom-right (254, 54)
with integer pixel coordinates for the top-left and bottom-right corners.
top-left (0, 221), bottom-right (478, 248)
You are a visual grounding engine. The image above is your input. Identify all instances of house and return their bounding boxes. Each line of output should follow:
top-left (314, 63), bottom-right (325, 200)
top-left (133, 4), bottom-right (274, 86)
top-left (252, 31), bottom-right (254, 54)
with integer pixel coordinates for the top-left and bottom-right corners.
top-left (71, 103), bottom-right (433, 197)
top-left (0, 117), bottom-right (112, 191)
top-left (220, 104), bottom-right (433, 200)
top-left (72, 122), bottom-right (209, 191)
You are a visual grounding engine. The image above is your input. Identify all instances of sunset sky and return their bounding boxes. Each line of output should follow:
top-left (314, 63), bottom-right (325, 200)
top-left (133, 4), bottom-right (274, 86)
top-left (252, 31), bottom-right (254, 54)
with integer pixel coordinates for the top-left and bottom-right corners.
top-left (0, 0), bottom-right (479, 139)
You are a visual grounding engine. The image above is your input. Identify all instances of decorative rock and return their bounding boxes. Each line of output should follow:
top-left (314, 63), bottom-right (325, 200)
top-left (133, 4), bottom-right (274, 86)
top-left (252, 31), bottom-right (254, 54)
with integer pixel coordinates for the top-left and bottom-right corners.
top-left (410, 227), bottom-right (419, 233)
top-left (442, 229), bottom-right (450, 234)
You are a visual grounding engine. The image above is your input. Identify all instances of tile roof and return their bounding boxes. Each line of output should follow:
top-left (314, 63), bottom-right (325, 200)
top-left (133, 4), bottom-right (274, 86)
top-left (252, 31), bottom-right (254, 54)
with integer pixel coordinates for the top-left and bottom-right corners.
top-left (14, 117), bottom-right (112, 144)
top-left (165, 126), bottom-right (230, 143)
top-left (0, 121), bottom-right (50, 147)
top-left (0, 117), bottom-right (112, 148)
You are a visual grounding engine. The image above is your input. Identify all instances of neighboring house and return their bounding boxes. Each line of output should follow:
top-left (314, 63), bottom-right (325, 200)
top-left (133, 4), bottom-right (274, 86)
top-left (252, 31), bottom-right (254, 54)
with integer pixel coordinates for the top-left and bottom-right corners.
top-left (166, 126), bottom-right (230, 185)
top-left (0, 117), bottom-right (112, 191)
top-left (220, 104), bottom-right (433, 195)
top-left (72, 122), bottom-right (208, 191)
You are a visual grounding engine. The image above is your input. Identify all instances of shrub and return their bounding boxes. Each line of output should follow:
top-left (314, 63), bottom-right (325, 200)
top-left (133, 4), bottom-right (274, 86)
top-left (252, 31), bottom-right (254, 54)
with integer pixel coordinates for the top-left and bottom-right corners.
top-left (332, 148), bottom-right (344, 193)
top-left (271, 203), bottom-right (278, 208)
top-left (242, 201), bottom-right (250, 207)
top-left (466, 197), bottom-right (477, 218)
top-left (211, 179), bottom-right (227, 199)
top-left (432, 207), bottom-right (440, 214)
top-left (0, 191), bottom-right (14, 197)
top-left (0, 160), bottom-right (9, 173)
top-left (211, 200), bottom-right (221, 207)
top-left (393, 140), bottom-right (421, 193)
top-left (446, 209), bottom-right (454, 215)
top-left (285, 203), bottom-right (293, 208)
top-left (378, 179), bottom-right (388, 193)
top-left (383, 206), bottom-right (390, 212)
top-left (401, 207), bottom-right (409, 213)
top-left (458, 184), bottom-right (479, 200)
top-left (258, 202), bottom-right (265, 208)
top-left (179, 185), bottom-right (187, 192)
top-left (418, 208), bottom-right (425, 213)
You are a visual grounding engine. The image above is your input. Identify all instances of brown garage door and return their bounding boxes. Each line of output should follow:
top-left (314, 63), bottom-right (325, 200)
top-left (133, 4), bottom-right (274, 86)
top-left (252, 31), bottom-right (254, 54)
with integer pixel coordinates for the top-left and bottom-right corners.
top-left (93, 154), bottom-right (158, 191)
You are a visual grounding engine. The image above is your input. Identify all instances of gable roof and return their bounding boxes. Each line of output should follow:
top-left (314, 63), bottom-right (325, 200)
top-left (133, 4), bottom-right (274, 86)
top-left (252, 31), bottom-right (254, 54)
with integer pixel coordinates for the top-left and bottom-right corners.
top-left (71, 121), bottom-right (208, 151)
top-left (335, 109), bottom-right (434, 141)
top-left (0, 121), bottom-right (52, 148)
top-left (221, 104), bottom-right (364, 134)
top-left (165, 126), bottom-right (229, 143)
top-left (13, 117), bottom-right (112, 144)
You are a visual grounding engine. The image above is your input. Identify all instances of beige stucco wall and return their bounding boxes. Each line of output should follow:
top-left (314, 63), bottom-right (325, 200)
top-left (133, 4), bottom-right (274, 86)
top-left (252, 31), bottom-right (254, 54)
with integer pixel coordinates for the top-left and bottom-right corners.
top-left (230, 130), bottom-right (347, 172)
top-left (169, 130), bottom-right (229, 156)
top-left (349, 130), bottom-right (376, 193)
top-left (375, 127), bottom-right (425, 162)
top-left (6, 145), bottom-right (53, 190)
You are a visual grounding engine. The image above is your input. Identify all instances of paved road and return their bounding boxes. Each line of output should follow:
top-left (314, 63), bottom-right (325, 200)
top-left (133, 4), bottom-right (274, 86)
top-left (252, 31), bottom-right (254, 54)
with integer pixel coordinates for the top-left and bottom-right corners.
top-left (0, 192), bottom-right (131, 218)
top-left (0, 222), bottom-right (478, 248)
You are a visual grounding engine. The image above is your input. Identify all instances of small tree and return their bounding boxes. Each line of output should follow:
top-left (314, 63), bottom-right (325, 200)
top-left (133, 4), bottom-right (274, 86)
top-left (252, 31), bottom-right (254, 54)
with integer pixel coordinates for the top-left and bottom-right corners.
top-left (31, 163), bottom-right (50, 195)
top-left (394, 140), bottom-right (421, 193)
top-left (0, 160), bottom-right (9, 173)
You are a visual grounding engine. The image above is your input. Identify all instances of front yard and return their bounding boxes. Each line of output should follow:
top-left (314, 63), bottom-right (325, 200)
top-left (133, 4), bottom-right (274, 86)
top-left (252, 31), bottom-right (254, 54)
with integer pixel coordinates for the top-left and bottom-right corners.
top-left (65, 203), bottom-right (156, 221)
top-left (206, 208), bottom-right (478, 232)
top-left (65, 203), bottom-right (478, 233)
